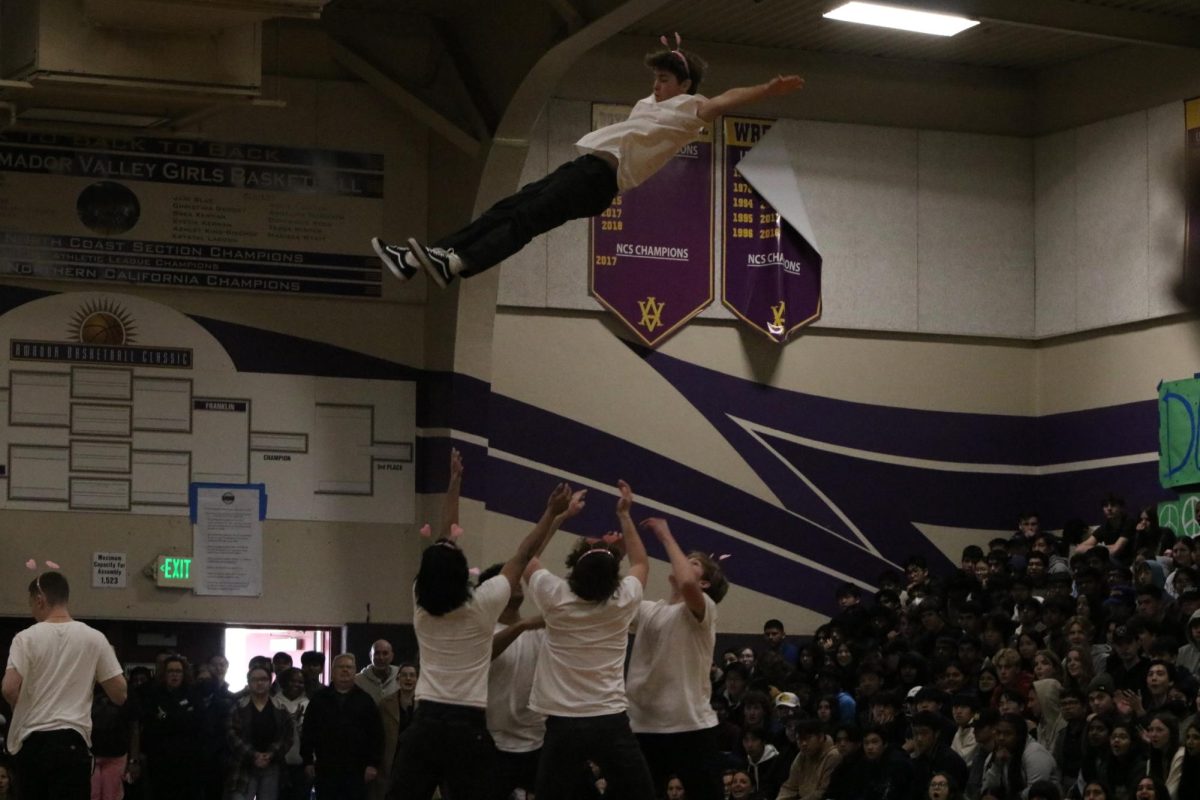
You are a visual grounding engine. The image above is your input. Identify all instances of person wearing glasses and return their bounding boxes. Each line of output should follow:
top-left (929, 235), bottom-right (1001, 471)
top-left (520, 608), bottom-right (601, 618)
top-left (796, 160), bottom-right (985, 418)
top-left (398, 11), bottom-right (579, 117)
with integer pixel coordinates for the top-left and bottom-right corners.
top-left (2, 571), bottom-right (127, 800)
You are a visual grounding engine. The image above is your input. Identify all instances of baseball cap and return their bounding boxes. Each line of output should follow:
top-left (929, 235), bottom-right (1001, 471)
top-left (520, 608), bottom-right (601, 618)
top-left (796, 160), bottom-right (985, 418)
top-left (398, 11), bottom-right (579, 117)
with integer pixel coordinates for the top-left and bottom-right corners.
top-left (774, 691), bottom-right (800, 709)
top-left (1112, 625), bottom-right (1135, 643)
top-left (1087, 674), bottom-right (1115, 695)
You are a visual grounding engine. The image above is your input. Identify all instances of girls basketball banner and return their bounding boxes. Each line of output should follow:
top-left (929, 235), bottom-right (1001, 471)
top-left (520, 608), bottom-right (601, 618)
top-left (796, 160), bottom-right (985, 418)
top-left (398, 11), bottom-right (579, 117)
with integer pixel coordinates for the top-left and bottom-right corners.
top-left (721, 116), bottom-right (821, 343)
top-left (590, 104), bottom-right (714, 347)
top-left (0, 131), bottom-right (384, 297)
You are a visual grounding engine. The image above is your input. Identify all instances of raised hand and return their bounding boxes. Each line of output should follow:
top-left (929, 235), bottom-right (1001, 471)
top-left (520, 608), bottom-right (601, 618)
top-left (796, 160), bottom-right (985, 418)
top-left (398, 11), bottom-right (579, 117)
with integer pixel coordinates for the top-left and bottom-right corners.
top-left (639, 517), bottom-right (671, 541)
top-left (616, 479), bottom-right (633, 516)
top-left (559, 489), bottom-right (587, 521)
top-left (546, 483), bottom-right (572, 516)
top-left (767, 74), bottom-right (804, 95)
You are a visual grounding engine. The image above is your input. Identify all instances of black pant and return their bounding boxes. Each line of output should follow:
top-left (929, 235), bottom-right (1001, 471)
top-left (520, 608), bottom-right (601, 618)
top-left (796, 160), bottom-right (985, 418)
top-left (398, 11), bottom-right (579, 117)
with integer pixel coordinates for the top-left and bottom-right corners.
top-left (535, 713), bottom-right (655, 800)
top-left (315, 768), bottom-right (368, 800)
top-left (435, 154), bottom-right (618, 275)
top-left (388, 700), bottom-right (497, 799)
top-left (15, 729), bottom-right (92, 800)
top-left (492, 748), bottom-right (541, 800)
top-left (636, 727), bottom-right (724, 800)
top-left (282, 763), bottom-right (313, 800)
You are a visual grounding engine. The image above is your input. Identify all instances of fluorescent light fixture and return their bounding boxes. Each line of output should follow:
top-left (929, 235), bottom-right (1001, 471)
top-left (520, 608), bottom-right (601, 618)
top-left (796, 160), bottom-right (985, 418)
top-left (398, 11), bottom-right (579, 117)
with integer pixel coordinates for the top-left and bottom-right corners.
top-left (824, 1), bottom-right (980, 36)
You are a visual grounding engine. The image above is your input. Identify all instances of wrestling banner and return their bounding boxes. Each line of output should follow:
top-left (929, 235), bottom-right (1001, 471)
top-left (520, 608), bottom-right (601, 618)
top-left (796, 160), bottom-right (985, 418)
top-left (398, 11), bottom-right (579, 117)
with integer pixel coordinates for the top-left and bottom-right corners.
top-left (721, 116), bottom-right (821, 343)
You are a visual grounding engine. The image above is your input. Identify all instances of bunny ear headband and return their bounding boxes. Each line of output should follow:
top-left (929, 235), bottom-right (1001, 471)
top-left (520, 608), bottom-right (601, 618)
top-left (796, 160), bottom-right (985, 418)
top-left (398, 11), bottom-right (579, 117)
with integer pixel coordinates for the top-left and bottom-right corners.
top-left (419, 525), bottom-right (478, 576)
top-left (419, 523), bottom-right (464, 545)
top-left (659, 32), bottom-right (690, 77)
top-left (26, 559), bottom-right (61, 570)
top-left (584, 532), bottom-right (624, 546)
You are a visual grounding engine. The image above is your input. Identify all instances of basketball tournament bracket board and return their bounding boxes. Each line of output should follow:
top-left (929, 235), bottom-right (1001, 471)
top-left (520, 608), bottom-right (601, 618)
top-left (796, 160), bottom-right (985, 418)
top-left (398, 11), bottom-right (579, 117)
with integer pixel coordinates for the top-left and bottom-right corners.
top-left (0, 292), bottom-right (415, 523)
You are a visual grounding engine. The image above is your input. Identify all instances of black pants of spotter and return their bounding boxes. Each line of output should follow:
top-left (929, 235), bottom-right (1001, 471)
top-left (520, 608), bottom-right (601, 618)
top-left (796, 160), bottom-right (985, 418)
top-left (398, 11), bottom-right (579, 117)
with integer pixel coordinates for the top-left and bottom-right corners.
top-left (388, 700), bottom-right (496, 799)
top-left (637, 727), bottom-right (725, 800)
top-left (534, 712), bottom-right (655, 800)
top-left (16, 729), bottom-right (92, 800)
top-left (434, 154), bottom-right (618, 276)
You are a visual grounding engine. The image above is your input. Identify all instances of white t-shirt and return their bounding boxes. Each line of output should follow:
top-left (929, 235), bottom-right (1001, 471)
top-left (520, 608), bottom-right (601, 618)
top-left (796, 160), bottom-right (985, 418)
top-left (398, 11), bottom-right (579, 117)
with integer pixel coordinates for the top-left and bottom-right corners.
top-left (413, 575), bottom-right (510, 709)
top-left (527, 570), bottom-right (643, 718)
top-left (486, 623), bottom-right (546, 753)
top-left (272, 693), bottom-right (309, 765)
top-left (626, 595), bottom-right (718, 733)
top-left (5, 620), bottom-right (123, 752)
top-left (575, 93), bottom-right (708, 192)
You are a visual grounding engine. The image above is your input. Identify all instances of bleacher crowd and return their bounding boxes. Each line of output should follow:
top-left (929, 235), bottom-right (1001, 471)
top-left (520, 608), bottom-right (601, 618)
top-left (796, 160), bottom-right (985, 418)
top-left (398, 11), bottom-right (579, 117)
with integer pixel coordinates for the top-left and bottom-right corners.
top-left (4, 489), bottom-right (1200, 800)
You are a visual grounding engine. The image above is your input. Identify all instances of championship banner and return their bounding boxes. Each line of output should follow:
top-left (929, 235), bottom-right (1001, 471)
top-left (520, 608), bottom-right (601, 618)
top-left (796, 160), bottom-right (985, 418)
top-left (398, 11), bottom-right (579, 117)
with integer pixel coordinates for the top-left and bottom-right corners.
top-left (1187, 99), bottom-right (1200, 288)
top-left (0, 131), bottom-right (384, 298)
top-left (590, 104), bottom-right (714, 347)
top-left (721, 116), bottom-right (821, 343)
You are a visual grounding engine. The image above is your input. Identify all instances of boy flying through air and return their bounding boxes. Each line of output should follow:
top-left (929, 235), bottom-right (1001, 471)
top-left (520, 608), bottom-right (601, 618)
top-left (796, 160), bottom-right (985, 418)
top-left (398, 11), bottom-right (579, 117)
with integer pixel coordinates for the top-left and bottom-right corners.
top-left (373, 34), bottom-right (804, 287)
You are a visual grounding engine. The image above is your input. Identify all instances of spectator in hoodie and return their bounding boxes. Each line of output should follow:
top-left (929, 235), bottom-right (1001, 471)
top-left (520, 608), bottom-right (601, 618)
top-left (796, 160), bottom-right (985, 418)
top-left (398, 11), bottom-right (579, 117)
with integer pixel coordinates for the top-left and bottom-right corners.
top-left (1167, 538), bottom-right (1196, 599)
top-left (1176, 611), bottom-right (1200, 678)
top-left (741, 728), bottom-right (787, 800)
top-left (776, 718), bottom-right (841, 800)
top-left (1029, 679), bottom-right (1066, 754)
top-left (982, 713), bottom-right (1059, 799)
top-left (950, 694), bottom-right (978, 765)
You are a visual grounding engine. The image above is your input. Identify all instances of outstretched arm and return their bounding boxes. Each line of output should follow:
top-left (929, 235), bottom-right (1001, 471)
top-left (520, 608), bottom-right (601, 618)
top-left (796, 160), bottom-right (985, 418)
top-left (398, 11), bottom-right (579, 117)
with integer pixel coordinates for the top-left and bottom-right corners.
top-left (491, 616), bottom-right (544, 660)
top-left (697, 74), bottom-right (804, 123)
top-left (500, 483), bottom-right (573, 591)
top-left (617, 480), bottom-right (649, 586)
top-left (641, 517), bottom-right (706, 620)
top-left (439, 447), bottom-right (464, 539)
top-left (523, 489), bottom-right (587, 583)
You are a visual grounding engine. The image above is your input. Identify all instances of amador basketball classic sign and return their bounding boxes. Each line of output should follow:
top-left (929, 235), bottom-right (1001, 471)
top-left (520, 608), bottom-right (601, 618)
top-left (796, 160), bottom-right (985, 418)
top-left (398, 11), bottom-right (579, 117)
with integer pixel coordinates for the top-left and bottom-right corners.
top-left (10, 297), bottom-right (193, 368)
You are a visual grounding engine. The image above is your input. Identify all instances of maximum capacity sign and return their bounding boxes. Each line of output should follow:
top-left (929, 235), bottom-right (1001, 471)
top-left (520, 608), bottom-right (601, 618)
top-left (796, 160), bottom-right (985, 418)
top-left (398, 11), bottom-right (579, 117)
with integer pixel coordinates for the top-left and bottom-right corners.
top-left (590, 104), bottom-right (714, 347)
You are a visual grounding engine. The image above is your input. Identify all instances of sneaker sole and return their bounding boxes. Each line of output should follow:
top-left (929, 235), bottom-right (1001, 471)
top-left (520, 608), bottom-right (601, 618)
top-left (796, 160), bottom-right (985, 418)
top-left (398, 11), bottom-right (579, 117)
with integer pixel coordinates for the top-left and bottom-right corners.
top-left (371, 237), bottom-right (413, 281)
top-left (407, 237), bottom-right (449, 289)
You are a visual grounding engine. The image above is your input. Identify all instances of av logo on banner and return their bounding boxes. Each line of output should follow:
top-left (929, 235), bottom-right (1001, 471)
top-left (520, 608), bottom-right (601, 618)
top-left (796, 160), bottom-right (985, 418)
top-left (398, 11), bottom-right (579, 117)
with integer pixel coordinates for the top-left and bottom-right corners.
top-left (721, 116), bottom-right (821, 343)
top-left (590, 104), bottom-right (714, 347)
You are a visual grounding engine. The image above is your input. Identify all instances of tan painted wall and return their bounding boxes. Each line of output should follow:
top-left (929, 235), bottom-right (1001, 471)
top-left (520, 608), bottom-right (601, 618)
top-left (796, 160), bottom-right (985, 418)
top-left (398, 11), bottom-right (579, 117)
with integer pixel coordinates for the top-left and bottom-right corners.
top-left (0, 76), bottom-right (434, 624)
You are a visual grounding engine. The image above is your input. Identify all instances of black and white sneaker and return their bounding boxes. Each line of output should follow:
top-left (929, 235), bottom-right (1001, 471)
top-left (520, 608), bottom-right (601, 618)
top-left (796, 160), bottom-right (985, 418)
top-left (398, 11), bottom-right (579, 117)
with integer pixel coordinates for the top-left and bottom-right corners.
top-left (371, 237), bottom-right (418, 281)
top-left (407, 237), bottom-right (458, 289)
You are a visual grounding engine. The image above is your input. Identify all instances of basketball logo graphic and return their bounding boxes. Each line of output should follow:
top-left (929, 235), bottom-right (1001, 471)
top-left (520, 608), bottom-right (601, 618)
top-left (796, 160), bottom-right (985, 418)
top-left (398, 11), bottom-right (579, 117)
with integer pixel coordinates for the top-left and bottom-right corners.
top-left (68, 300), bottom-right (138, 345)
top-left (76, 181), bottom-right (142, 236)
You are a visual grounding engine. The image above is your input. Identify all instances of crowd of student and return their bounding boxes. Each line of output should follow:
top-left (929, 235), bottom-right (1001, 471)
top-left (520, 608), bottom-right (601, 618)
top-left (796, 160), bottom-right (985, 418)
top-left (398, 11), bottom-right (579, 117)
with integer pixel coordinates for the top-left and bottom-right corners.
top-left (5, 485), bottom-right (1200, 800)
top-left (709, 493), bottom-right (1200, 800)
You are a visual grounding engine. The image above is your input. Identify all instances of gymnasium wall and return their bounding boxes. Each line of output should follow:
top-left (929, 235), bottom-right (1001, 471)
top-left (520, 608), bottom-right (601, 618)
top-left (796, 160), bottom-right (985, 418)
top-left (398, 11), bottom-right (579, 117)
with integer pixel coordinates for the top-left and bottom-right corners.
top-left (0, 75), bottom-right (433, 626)
top-left (2, 24), bottom-right (1199, 639)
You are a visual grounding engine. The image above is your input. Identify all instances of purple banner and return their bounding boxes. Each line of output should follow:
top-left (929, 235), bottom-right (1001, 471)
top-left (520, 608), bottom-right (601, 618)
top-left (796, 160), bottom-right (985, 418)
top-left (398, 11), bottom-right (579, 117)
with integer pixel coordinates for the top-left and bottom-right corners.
top-left (590, 104), bottom-right (713, 347)
top-left (721, 116), bottom-right (821, 343)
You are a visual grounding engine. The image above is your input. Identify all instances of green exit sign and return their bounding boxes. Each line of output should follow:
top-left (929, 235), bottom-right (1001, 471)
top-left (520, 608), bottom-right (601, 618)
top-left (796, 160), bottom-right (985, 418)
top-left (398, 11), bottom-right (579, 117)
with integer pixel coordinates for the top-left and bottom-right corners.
top-left (155, 555), bottom-right (195, 588)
